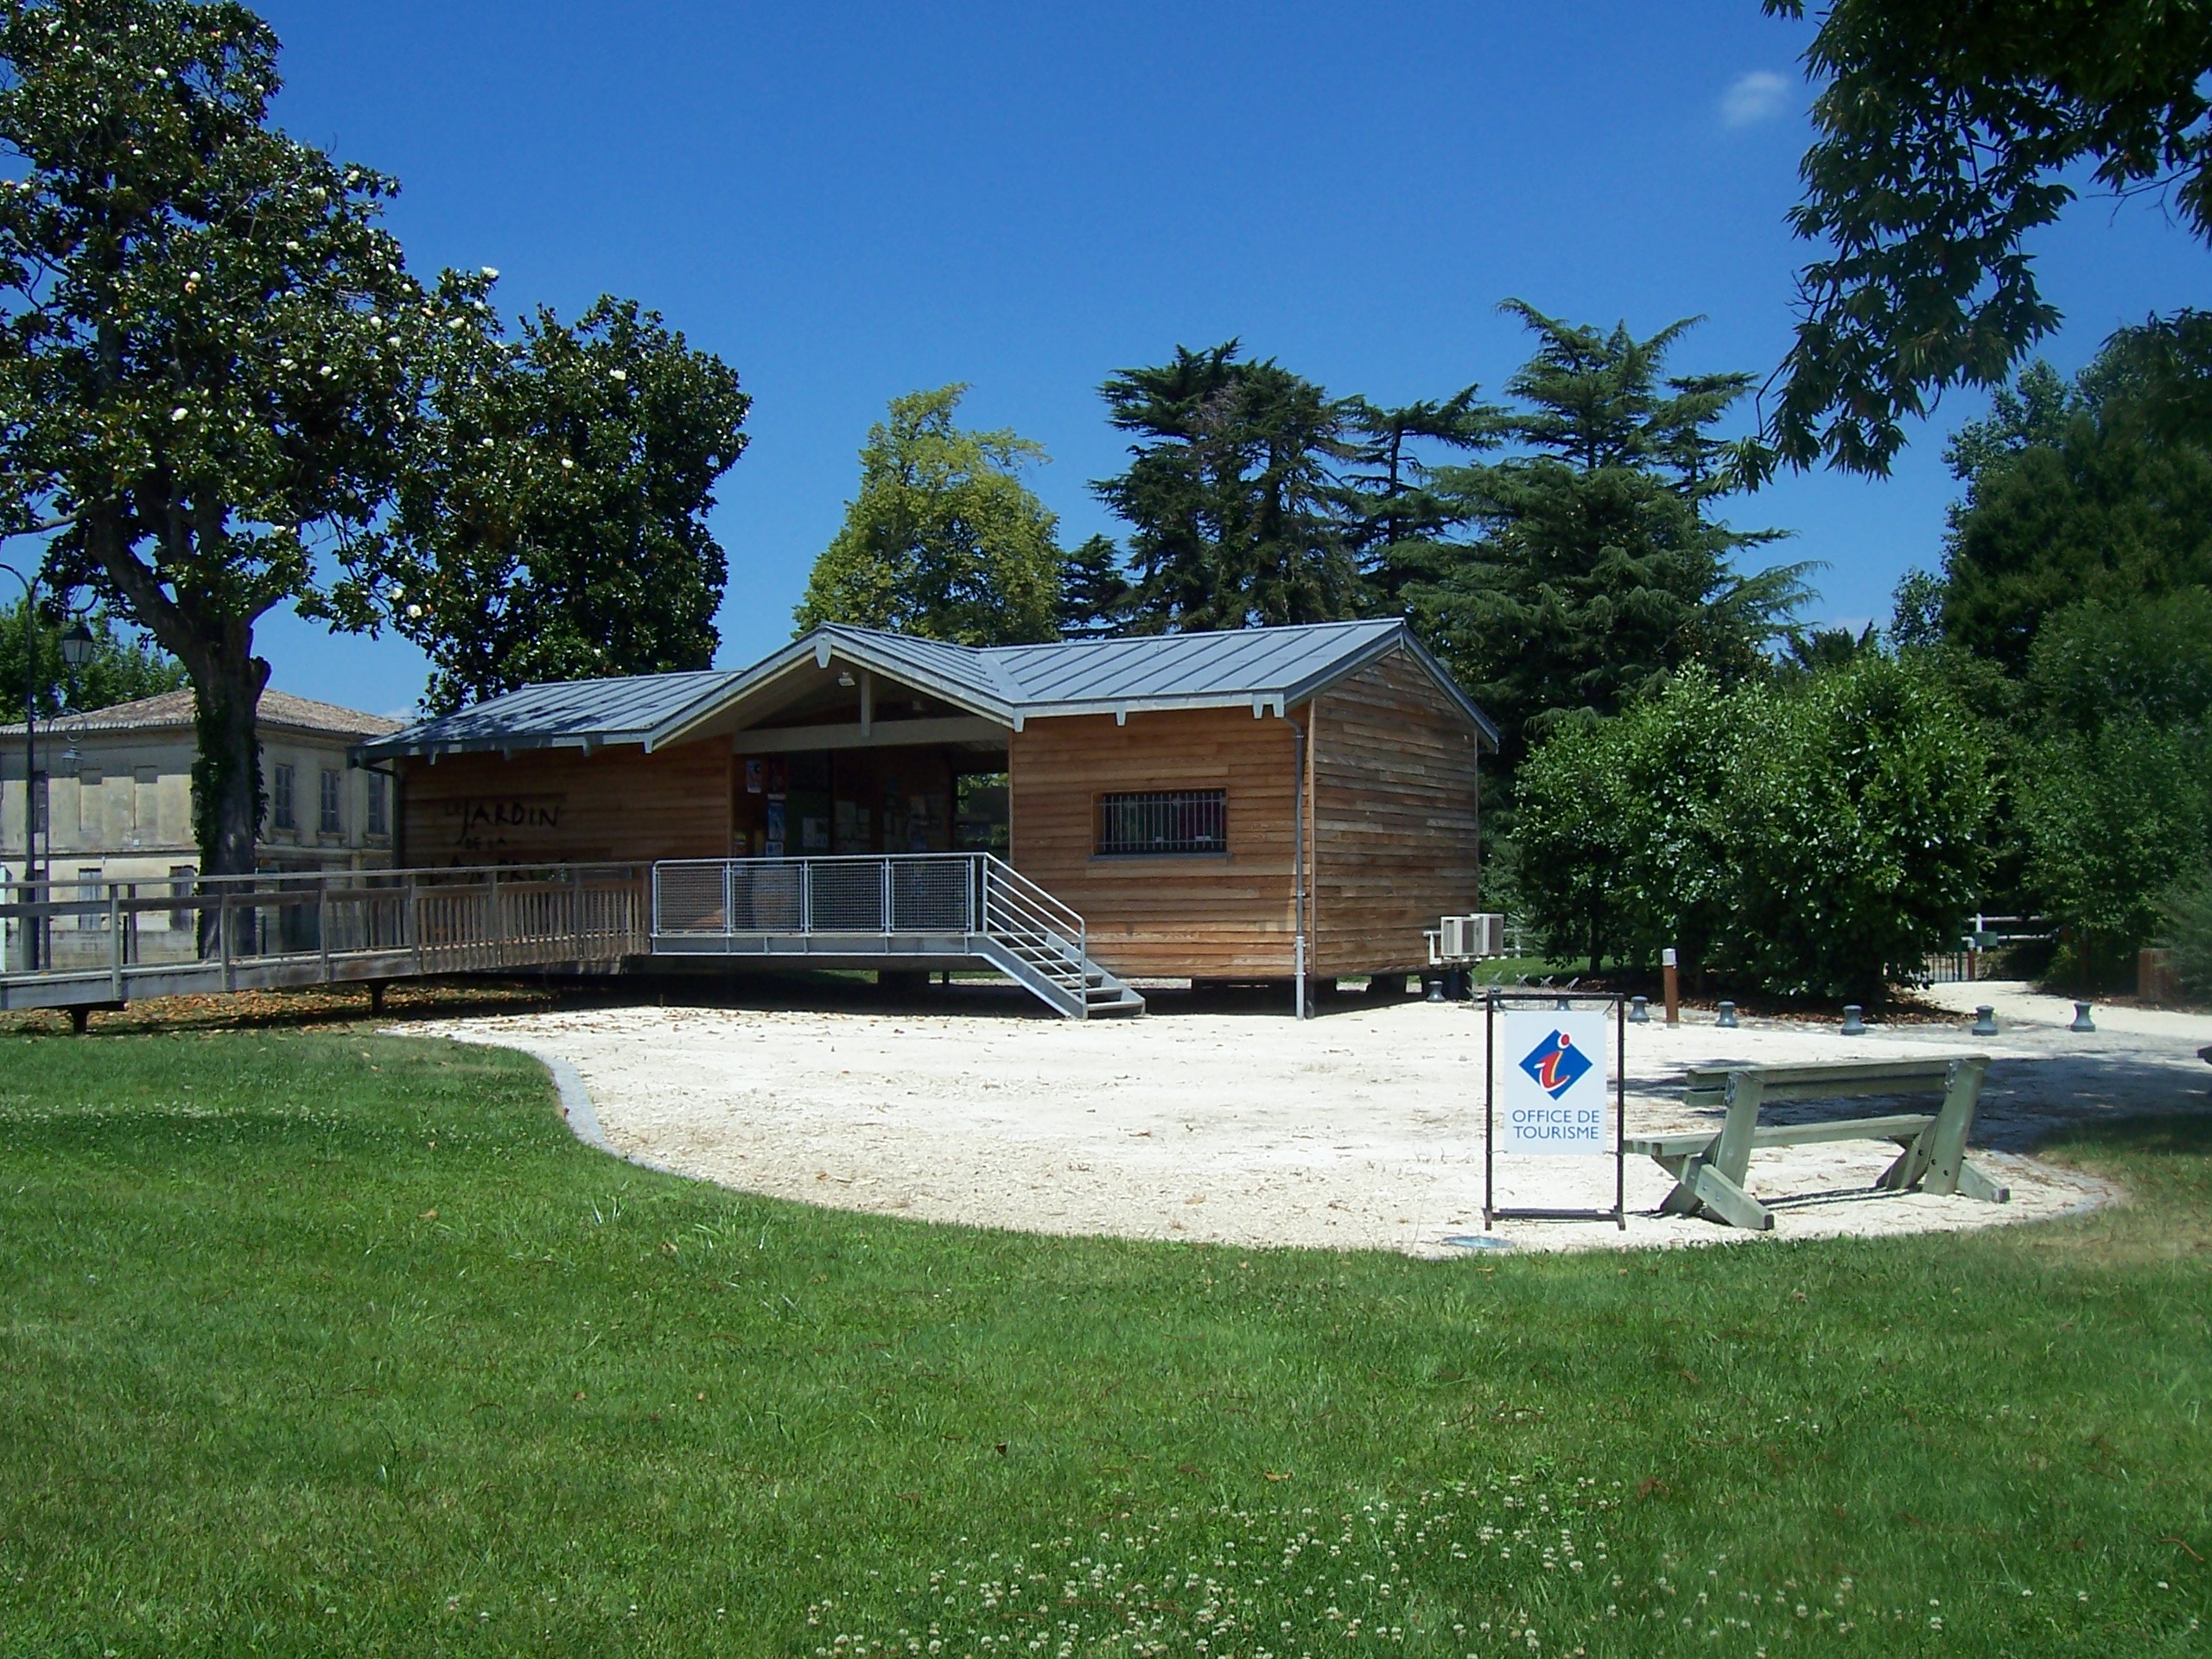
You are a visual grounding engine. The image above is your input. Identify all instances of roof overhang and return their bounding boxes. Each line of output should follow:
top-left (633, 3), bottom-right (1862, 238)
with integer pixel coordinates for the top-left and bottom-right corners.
top-left (645, 632), bottom-right (1016, 751)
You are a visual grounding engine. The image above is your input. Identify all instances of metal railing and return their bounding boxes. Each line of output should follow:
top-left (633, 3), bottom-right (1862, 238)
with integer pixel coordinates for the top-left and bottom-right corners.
top-left (652, 852), bottom-right (1094, 1003)
top-left (0, 863), bottom-right (647, 1007)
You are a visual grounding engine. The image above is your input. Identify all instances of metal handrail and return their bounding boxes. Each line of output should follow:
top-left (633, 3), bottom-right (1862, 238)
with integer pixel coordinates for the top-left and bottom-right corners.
top-left (651, 853), bottom-right (1093, 988)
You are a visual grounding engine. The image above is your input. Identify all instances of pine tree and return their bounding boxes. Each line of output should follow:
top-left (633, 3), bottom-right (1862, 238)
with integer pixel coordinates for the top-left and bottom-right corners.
top-left (1092, 343), bottom-right (1363, 632)
top-left (1342, 390), bottom-right (1496, 607)
top-left (1412, 303), bottom-right (1810, 772)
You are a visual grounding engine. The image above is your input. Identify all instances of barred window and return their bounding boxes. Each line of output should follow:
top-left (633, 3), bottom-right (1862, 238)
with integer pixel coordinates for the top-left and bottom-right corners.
top-left (365, 772), bottom-right (388, 836)
top-left (1095, 789), bottom-right (1227, 857)
top-left (270, 763), bottom-right (296, 831)
top-left (319, 768), bottom-right (342, 835)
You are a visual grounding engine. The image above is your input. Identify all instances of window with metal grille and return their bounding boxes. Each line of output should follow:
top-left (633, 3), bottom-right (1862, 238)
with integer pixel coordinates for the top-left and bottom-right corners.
top-left (319, 768), bottom-right (342, 834)
top-left (1094, 788), bottom-right (1227, 856)
top-left (365, 772), bottom-right (388, 836)
top-left (270, 763), bottom-right (296, 830)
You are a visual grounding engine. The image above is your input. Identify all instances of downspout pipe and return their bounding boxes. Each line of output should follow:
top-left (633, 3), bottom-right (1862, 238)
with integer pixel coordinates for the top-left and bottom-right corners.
top-left (1293, 713), bottom-right (1307, 1020)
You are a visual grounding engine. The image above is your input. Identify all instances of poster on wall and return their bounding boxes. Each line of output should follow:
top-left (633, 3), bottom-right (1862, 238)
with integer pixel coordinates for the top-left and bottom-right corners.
top-left (744, 759), bottom-right (764, 795)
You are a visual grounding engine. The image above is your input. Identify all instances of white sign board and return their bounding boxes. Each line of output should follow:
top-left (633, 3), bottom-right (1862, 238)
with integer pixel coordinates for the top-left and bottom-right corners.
top-left (1498, 1009), bottom-right (1611, 1155)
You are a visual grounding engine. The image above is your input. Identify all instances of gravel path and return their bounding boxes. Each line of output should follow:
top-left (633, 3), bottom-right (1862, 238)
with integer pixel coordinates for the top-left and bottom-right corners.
top-left (404, 981), bottom-right (2211, 1255)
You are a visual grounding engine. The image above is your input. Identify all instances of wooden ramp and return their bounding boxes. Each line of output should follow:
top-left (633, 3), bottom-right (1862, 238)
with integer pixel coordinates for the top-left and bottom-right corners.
top-left (2, 855), bottom-right (1141, 1022)
top-left (1, 865), bottom-right (649, 1019)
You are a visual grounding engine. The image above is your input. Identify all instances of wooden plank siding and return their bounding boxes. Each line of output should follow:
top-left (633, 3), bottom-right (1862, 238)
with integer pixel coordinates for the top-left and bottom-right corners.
top-left (1310, 646), bottom-right (1483, 975)
top-left (396, 744), bottom-right (733, 868)
top-left (1010, 707), bottom-right (1301, 978)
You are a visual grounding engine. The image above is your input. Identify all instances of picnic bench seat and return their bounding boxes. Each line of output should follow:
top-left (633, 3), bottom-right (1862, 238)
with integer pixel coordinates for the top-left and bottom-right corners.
top-left (1624, 1057), bottom-right (2010, 1232)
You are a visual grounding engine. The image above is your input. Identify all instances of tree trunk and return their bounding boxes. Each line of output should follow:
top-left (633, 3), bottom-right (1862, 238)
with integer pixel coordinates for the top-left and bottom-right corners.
top-left (82, 516), bottom-right (271, 925)
top-left (190, 648), bottom-right (269, 880)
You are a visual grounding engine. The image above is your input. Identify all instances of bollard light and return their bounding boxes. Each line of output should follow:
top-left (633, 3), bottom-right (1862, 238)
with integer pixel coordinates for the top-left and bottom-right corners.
top-left (1971, 1005), bottom-right (1999, 1037)
top-left (2069, 1001), bottom-right (2095, 1033)
top-left (1629, 995), bottom-right (1649, 1024)
top-left (1840, 1004), bottom-right (1866, 1036)
top-left (1715, 1000), bottom-right (1738, 1029)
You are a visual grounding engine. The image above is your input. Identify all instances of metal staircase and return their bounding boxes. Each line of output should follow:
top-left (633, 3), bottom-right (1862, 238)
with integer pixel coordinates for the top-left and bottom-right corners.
top-left (971, 855), bottom-right (1145, 1020)
top-left (651, 853), bottom-right (1144, 1020)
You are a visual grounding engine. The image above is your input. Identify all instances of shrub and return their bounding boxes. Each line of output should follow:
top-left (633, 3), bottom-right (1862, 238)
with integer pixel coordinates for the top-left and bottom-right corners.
top-left (1516, 656), bottom-right (1993, 1001)
top-left (2161, 866), bottom-right (2212, 997)
top-left (2019, 717), bottom-right (2211, 985)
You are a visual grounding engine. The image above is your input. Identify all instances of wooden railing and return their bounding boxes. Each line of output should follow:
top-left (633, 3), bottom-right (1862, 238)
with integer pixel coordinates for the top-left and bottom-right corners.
top-left (0, 863), bottom-right (648, 1011)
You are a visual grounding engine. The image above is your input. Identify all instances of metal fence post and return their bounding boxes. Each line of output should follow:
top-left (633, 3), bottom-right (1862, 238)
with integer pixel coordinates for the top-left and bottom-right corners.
top-left (881, 856), bottom-right (893, 935)
top-left (109, 886), bottom-right (122, 1001)
top-left (219, 891), bottom-right (234, 992)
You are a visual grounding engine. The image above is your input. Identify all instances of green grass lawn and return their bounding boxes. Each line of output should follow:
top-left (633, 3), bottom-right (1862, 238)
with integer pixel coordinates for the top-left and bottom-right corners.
top-left (2, 1023), bottom-right (2208, 1657)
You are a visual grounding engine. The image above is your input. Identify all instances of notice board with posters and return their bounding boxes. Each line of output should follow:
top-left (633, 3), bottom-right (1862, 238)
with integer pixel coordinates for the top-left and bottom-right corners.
top-left (1483, 994), bottom-right (1626, 1230)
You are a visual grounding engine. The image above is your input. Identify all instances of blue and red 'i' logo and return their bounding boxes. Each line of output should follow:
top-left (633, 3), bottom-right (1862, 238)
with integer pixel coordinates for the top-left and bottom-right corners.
top-left (1517, 1029), bottom-right (1592, 1098)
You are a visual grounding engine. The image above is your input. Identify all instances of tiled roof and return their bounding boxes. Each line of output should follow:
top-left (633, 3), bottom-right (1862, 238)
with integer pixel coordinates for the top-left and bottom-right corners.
top-left (2, 687), bottom-right (403, 740)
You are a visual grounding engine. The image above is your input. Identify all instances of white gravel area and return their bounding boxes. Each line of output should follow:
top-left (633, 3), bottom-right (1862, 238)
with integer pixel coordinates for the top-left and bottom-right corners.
top-left (404, 980), bottom-right (2212, 1255)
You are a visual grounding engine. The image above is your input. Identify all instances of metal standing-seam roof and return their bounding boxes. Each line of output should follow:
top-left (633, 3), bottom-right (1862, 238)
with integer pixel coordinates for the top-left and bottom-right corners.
top-left (356, 620), bottom-right (1496, 760)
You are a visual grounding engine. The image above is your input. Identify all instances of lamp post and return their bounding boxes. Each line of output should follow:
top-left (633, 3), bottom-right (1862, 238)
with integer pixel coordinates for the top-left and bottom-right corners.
top-left (1, 569), bottom-right (96, 971)
top-left (1, 563), bottom-right (42, 969)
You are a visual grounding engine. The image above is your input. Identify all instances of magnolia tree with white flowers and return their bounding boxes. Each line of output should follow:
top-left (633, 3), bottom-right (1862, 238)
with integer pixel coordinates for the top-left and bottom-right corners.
top-left (0, 0), bottom-right (429, 882)
top-left (0, 0), bottom-right (751, 886)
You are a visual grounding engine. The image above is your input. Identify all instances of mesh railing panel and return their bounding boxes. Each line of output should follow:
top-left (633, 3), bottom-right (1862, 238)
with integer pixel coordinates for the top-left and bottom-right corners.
top-left (807, 862), bottom-right (885, 931)
top-left (730, 862), bottom-right (804, 931)
top-left (656, 865), bottom-right (728, 933)
top-left (890, 857), bottom-right (973, 931)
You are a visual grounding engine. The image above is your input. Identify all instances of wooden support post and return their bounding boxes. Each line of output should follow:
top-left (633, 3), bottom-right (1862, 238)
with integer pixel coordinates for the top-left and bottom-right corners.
top-left (369, 981), bottom-right (386, 1015)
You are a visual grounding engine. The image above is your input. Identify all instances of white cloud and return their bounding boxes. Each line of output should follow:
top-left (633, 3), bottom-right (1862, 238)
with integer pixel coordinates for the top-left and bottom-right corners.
top-left (1720, 69), bottom-right (1791, 128)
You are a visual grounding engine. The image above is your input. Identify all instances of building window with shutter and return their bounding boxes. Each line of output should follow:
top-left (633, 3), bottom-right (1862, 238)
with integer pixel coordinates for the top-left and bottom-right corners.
top-left (271, 763), bottom-right (296, 831)
top-left (1094, 789), bottom-right (1228, 856)
top-left (365, 772), bottom-right (388, 836)
top-left (319, 768), bottom-right (342, 835)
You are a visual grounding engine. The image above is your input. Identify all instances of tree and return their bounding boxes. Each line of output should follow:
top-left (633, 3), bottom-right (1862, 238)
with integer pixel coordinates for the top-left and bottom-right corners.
top-left (1340, 390), bottom-right (1493, 606)
top-left (1764, 0), bottom-right (2212, 473)
top-left (1937, 346), bottom-right (2212, 674)
top-left (1516, 655), bottom-right (1993, 1001)
top-left (0, 598), bottom-right (185, 715)
top-left (1723, 655), bottom-right (1993, 1001)
top-left (1057, 533), bottom-right (1129, 638)
top-left (2020, 716), bottom-right (2210, 985)
top-left (1410, 304), bottom-right (1808, 772)
top-left (2007, 589), bottom-right (2212, 982)
top-left (343, 281), bottom-right (749, 712)
top-left (0, 0), bottom-right (428, 880)
top-left (1093, 343), bottom-right (1364, 632)
top-left (797, 385), bottom-right (1062, 646)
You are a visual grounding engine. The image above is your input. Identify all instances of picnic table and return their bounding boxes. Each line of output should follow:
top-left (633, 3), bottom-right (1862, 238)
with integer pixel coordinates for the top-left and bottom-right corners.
top-left (1624, 1057), bottom-right (2010, 1232)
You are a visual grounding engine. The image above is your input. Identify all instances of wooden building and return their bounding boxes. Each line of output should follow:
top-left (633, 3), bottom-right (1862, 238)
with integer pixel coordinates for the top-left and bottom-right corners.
top-left (358, 620), bottom-right (1496, 987)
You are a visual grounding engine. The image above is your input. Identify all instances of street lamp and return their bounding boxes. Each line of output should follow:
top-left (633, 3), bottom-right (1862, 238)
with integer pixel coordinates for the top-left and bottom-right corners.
top-left (0, 562), bottom-right (43, 969)
top-left (59, 619), bottom-right (94, 671)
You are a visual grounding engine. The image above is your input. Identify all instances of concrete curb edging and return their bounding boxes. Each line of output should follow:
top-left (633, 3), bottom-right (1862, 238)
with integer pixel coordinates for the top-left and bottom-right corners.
top-left (499, 1042), bottom-right (695, 1182)
top-left (531, 1049), bottom-right (608, 1152)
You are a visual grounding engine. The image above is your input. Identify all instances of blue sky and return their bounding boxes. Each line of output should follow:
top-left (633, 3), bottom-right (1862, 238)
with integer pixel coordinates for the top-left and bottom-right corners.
top-left (251, 0), bottom-right (2206, 719)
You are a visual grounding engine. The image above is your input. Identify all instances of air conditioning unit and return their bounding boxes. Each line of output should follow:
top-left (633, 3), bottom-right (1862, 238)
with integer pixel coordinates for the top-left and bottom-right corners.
top-left (1439, 912), bottom-right (1505, 961)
